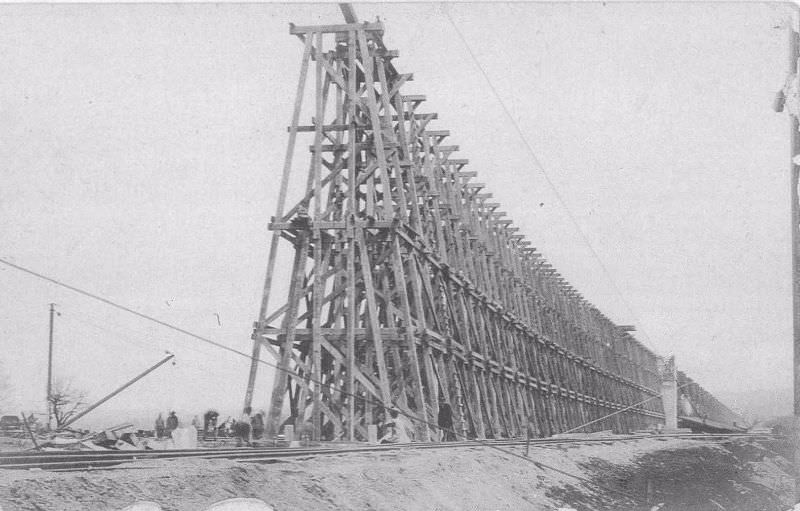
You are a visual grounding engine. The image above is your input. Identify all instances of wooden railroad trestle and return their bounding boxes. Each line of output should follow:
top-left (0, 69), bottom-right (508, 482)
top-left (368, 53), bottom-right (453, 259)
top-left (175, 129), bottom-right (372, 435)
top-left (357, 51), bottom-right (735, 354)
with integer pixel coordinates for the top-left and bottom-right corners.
top-left (242, 11), bottom-right (739, 441)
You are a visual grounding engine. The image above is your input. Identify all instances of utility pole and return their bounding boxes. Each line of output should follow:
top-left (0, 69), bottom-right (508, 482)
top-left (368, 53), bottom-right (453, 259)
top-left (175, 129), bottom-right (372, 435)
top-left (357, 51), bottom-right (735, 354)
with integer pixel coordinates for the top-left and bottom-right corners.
top-left (775, 12), bottom-right (800, 501)
top-left (46, 303), bottom-right (55, 431)
top-left (781, 15), bottom-right (800, 504)
top-left (792, 33), bottom-right (800, 504)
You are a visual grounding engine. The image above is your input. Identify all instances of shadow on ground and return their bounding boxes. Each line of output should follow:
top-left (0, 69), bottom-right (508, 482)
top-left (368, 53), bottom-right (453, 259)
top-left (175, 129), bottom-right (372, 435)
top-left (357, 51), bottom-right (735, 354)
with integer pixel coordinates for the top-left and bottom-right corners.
top-left (560, 437), bottom-right (793, 511)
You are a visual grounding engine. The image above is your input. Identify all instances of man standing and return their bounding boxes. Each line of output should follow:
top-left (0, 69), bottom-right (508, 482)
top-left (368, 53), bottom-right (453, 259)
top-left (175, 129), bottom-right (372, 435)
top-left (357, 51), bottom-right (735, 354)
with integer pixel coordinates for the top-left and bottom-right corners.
top-left (155, 413), bottom-right (165, 439)
top-left (437, 401), bottom-right (455, 441)
top-left (166, 411), bottom-right (179, 438)
top-left (251, 411), bottom-right (265, 441)
top-left (203, 410), bottom-right (219, 440)
top-left (384, 407), bottom-right (413, 443)
top-left (525, 412), bottom-right (538, 456)
top-left (235, 407), bottom-right (253, 447)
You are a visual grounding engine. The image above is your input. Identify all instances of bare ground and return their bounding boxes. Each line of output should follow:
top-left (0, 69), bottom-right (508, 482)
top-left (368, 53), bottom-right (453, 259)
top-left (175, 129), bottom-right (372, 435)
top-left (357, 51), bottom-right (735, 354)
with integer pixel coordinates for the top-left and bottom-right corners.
top-left (0, 437), bottom-right (792, 511)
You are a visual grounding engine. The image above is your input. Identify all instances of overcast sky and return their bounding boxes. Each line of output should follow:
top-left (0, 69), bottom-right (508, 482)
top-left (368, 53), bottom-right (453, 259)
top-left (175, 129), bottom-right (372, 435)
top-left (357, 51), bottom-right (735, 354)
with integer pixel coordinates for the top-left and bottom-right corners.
top-left (0, 2), bottom-right (793, 427)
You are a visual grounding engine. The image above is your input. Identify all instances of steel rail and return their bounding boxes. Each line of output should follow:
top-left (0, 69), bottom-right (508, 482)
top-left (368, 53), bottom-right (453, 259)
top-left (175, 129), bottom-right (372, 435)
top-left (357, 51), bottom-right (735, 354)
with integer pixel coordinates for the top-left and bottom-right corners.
top-left (0, 433), bottom-right (753, 464)
top-left (0, 433), bottom-right (780, 472)
top-left (1, 432), bottom-right (776, 464)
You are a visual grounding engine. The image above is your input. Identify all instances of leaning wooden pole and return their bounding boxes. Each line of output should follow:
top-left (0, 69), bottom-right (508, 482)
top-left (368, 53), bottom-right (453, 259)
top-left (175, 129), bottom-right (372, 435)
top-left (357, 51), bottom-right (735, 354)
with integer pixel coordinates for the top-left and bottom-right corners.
top-left (59, 353), bottom-right (175, 430)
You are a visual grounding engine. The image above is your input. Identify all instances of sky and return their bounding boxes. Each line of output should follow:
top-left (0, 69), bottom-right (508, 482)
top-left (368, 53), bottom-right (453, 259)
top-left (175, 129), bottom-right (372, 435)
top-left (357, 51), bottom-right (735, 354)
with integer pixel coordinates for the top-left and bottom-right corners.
top-left (0, 2), bottom-right (794, 428)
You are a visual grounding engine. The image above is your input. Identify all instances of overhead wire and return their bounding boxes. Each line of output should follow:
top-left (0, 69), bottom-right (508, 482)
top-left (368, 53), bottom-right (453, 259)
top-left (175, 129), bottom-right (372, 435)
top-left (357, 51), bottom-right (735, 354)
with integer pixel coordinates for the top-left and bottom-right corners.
top-left (561, 381), bottom-right (692, 435)
top-left (441, 5), bottom-right (658, 349)
top-left (0, 256), bottom-right (642, 501)
top-left (58, 306), bottom-right (226, 362)
top-left (0, 258), bottom-right (252, 364)
top-left (58, 310), bottom-right (167, 355)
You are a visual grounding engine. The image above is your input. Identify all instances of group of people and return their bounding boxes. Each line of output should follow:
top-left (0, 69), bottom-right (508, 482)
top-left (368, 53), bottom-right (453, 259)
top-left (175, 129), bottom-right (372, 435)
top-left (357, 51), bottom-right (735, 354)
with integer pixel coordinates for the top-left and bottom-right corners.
top-left (200, 408), bottom-right (266, 446)
top-left (154, 411), bottom-right (179, 439)
top-left (153, 403), bottom-right (457, 445)
top-left (377, 400), bottom-right (456, 444)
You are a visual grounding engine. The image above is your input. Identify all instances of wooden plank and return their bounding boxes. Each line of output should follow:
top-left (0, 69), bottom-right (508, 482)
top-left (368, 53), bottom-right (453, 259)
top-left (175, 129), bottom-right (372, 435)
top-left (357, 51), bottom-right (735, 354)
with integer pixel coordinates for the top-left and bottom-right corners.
top-left (391, 237), bottom-right (430, 440)
top-left (264, 233), bottom-right (310, 438)
top-left (292, 123), bottom-right (350, 132)
top-left (345, 28), bottom-right (358, 441)
top-left (357, 229), bottom-right (392, 402)
top-left (357, 28), bottom-right (393, 220)
top-left (310, 32), bottom-right (325, 440)
top-left (391, 113), bottom-right (438, 121)
top-left (436, 145), bottom-right (460, 152)
top-left (387, 73), bottom-right (414, 99)
top-left (290, 21), bottom-right (384, 34)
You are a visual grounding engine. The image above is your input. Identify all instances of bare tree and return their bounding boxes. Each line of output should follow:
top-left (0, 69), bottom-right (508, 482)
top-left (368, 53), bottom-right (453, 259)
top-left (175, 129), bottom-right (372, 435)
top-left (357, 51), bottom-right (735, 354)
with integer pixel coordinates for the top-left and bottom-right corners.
top-left (0, 362), bottom-right (12, 410)
top-left (48, 379), bottom-right (88, 429)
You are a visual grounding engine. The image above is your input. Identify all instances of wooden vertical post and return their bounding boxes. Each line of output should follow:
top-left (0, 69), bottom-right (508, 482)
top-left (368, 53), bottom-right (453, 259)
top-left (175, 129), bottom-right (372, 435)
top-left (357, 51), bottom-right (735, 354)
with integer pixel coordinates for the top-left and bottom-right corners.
top-left (787, 20), bottom-right (800, 505)
top-left (46, 303), bottom-right (55, 431)
top-left (311, 30), bottom-right (325, 442)
top-left (264, 233), bottom-right (310, 439)
top-left (346, 26), bottom-right (357, 442)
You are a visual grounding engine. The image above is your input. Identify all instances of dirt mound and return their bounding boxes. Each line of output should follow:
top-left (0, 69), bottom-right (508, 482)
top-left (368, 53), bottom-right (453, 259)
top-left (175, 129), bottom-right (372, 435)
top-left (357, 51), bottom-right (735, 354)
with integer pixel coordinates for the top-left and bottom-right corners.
top-left (578, 437), bottom-right (792, 511)
top-left (0, 437), bottom-right (791, 511)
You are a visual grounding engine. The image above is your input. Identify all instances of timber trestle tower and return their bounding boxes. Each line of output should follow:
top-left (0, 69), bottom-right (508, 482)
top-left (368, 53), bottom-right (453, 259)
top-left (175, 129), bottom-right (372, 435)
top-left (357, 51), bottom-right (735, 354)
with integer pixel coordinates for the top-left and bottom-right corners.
top-left (243, 7), bottom-right (738, 442)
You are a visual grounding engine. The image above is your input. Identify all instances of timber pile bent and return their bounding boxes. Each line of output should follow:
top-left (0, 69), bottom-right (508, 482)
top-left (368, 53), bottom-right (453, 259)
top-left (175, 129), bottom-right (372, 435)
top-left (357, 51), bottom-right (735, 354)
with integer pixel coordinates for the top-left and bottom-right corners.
top-left (242, 6), bottom-right (743, 443)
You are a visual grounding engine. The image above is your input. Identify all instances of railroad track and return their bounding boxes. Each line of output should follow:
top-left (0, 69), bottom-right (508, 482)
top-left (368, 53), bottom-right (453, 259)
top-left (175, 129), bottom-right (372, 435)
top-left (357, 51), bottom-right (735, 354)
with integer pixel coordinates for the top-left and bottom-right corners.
top-left (0, 433), bottom-right (779, 472)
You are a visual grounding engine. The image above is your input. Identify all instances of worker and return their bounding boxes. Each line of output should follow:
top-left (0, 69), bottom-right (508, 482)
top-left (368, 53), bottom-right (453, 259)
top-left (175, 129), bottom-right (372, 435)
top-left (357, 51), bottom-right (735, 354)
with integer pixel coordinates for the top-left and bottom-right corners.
top-left (526, 413), bottom-right (538, 438)
top-left (251, 411), bottom-right (265, 440)
top-left (397, 408), bottom-right (416, 442)
top-left (220, 416), bottom-right (234, 437)
top-left (379, 420), bottom-right (399, 444)
top-left (235, 407), bottom-right (252, 447)
top-left (203, 410), bottom-right (219, 440)
top-left (437, 401), bottom-right (455, 441)
top-left (166, 411), bottom-right (179, 437)
top-left (525, 413), bottom-right (537, 456)
top-left (383, 407), bottom-right (412, 443)
top-left (375, 408), bottom-right (388, 438)
top-left (155, 413), bottom-right (165, 439)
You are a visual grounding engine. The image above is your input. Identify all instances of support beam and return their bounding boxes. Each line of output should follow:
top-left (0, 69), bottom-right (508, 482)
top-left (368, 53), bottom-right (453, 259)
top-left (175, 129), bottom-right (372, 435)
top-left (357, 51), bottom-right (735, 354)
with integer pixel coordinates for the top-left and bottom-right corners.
top-left (244, 7), bottom-right (743, 444)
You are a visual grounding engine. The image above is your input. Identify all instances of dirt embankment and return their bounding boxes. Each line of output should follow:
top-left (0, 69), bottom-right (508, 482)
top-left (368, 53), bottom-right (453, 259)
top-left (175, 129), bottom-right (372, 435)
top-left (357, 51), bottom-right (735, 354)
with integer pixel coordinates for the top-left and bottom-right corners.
top-left (0, 437), bottom-right (792, 511)
top-left (579, 438), bottom-right (793, 511)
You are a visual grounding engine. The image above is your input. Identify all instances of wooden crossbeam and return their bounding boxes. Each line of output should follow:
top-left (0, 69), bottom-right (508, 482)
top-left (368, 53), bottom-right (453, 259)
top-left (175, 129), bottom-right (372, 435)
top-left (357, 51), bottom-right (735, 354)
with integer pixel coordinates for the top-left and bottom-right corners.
top-left (426, 130), bottom-right (450, 138)
top-left (290, 21), bottom-right (384, 34)
top-left (436, 145), bottom-right (459, 152)
top-left (292, 123), bottom-right (350, 132)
